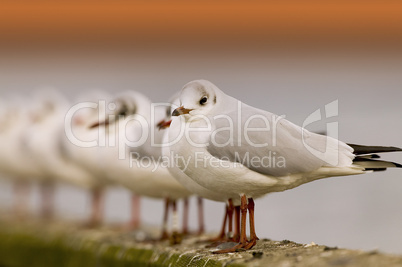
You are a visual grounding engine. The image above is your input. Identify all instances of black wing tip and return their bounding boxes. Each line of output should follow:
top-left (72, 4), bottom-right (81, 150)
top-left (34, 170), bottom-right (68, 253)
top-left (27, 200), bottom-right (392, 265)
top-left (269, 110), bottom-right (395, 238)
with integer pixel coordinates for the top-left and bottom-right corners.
top-left (354, 157), bottom-right (402, 169)
top-left (348, 143), bottom-right (402, 155)
top-left (355, 154), bottom-right (381, 159)
top-left (365, 168), bottom-right (387, 172)
top-left (394, 162), bottom-right (402, 168)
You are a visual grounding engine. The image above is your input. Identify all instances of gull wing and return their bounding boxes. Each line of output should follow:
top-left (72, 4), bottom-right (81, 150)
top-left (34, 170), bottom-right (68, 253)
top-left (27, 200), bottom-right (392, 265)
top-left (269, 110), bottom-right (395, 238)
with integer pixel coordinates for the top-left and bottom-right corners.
top-left (207, 102), bottom-right (354, 177)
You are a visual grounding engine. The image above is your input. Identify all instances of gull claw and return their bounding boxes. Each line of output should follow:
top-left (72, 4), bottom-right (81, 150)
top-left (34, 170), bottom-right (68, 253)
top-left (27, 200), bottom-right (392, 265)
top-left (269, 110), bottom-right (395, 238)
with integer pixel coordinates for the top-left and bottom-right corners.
top-left (212, 238), bottom-right (258, 254)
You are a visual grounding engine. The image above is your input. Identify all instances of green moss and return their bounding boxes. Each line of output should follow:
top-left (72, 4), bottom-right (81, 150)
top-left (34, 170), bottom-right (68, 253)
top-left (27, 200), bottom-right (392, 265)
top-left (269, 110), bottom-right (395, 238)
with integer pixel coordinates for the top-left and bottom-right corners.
top-left (125, 248), bottom-right (154, 266)
top-left (0, 223), bottom-right (231, 267)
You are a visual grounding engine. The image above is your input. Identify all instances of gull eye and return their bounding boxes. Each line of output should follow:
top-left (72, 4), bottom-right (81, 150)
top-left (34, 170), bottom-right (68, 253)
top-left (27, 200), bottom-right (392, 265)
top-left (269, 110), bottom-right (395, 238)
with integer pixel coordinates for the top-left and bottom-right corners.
top-left (199, 96), bottom-right (208, 105)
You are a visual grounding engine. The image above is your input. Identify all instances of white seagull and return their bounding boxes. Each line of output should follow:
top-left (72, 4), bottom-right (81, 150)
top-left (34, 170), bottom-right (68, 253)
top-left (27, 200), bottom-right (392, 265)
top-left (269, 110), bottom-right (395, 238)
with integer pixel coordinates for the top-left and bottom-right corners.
top-left (160, 95), bottom-right (240, 241)
top-left (60, 91), bottom-right (114, 226)
top-left (169, 79), bottom-right (402, 253)
top-left (24, 90), bottom-right (108, 223)
top-left (90, 91), bottom-right (193, 239)
top-left (0, 96), bottom-right (50, 218)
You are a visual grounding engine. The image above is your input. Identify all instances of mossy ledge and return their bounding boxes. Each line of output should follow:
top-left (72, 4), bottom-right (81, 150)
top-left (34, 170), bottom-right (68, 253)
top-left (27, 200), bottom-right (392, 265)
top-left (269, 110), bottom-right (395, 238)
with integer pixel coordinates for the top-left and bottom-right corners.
top-left (1, 219), bottom-right (402, 267)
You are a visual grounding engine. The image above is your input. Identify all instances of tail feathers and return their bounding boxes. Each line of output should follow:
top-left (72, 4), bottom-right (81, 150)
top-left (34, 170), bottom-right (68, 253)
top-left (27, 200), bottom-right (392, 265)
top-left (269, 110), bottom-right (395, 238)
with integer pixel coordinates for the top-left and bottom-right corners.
top-left (348, 143), bottom-right (402, 155)
top-left (353, 157), bottom-right (402, 171)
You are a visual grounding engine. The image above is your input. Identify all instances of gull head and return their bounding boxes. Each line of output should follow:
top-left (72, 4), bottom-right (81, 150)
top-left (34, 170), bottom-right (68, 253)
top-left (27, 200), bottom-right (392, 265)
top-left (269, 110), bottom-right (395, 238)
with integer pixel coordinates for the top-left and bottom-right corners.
top-left (89, 91), bottom-right (150, 129)
top-left (71, 90), bottom-right (112, 127)
top-left (172, 80), bottom-right (220, 119)
top-left (113, 94), bottom-right (139, 118)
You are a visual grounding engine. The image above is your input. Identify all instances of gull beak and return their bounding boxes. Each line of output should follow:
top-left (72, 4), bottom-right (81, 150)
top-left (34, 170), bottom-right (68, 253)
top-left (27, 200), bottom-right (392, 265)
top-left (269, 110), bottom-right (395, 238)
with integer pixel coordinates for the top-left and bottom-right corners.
top-left (88, 119), bottom-right (110, 129)
top-left (157, 119), bottom-right (172, 130)
top-left (172, 106), bottom-right (193, 116)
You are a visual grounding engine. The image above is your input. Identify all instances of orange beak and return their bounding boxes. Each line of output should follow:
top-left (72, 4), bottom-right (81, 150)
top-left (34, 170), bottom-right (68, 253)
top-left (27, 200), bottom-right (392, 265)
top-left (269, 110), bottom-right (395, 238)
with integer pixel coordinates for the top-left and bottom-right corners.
top-left (157, 119), bottom-right (172, 130)
top-left (172, 106), bottom-right (193, 116)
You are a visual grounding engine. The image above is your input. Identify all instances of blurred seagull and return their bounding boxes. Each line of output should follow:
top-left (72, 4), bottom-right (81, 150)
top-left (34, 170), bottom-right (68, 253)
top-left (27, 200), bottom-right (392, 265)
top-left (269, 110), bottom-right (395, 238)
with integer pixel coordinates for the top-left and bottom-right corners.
top-left (170, 79), bottom-right (402, 253)
top-left (90, 91), bottom-right (192, 240)
top-left (0, 97), bottom-right (46, 218)
top-left (25, 90), bottom-right (109, 224)
top-left (60, 91), bottom-right (114, 226)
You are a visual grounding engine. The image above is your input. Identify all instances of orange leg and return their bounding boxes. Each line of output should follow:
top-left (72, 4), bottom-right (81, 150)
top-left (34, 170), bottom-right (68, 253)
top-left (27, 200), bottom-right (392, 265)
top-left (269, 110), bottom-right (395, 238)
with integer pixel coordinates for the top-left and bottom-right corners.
top-left (213, 195), bottom-right (249, 254)
top-left (233, 205), bottom-right (241, 242)
top-left (238, 196), bottom-right (248, 245)
top-left (197, 197), bottom-right (205, 235)
top-left (40, 181), bottom-right (55, 220)
top-left (160, 198), bottom-right (170, 240)
top-left (88, 187), bottom-right (104, 227)
top-left (182, 198), bottom-right (189, 235)
top-left (129, 194), bottom-right (141, 230)
top-left (244, 198), bottom-right (259, 249)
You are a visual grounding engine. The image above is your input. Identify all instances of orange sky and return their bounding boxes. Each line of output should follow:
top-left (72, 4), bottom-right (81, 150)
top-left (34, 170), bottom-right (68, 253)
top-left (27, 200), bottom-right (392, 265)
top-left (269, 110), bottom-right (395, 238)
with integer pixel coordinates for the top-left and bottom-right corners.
top-left (1, 1), bottom-right (402, 49)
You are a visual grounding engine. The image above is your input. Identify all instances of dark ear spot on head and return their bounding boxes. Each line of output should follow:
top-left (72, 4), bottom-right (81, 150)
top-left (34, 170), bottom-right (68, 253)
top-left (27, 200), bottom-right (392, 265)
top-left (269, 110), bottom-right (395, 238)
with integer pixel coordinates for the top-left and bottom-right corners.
top-left (197, 85), bottom-right (207, 96)
top-left (117, 103), bottom-right (128, 116)
top-left (214, 95), bottom-right (217, 104)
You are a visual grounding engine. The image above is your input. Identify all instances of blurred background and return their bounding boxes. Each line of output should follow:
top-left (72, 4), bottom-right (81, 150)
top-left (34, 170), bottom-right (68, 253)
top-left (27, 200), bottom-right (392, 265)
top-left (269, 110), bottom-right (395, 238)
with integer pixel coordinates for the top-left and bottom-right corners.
top-left (0, 0), bottom-right (402, 254)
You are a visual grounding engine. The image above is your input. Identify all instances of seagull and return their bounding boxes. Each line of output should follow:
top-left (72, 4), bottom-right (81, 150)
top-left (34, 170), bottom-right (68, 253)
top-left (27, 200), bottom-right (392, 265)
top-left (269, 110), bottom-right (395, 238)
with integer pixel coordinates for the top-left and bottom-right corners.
top-left (170, 79), bottom-right (402, 253)
top-left (0, 98), bottom-right (32, 217)
top-left (0, 96), bottom-right (50, 218)
top-left (90, 91), bottom-right (193, 239)
top-left (160, 95), bottom-right (240, 241)
top-left (60, 91), bottom-right (114, 226)
top-left (24, 90), bottom-right (109, 223)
